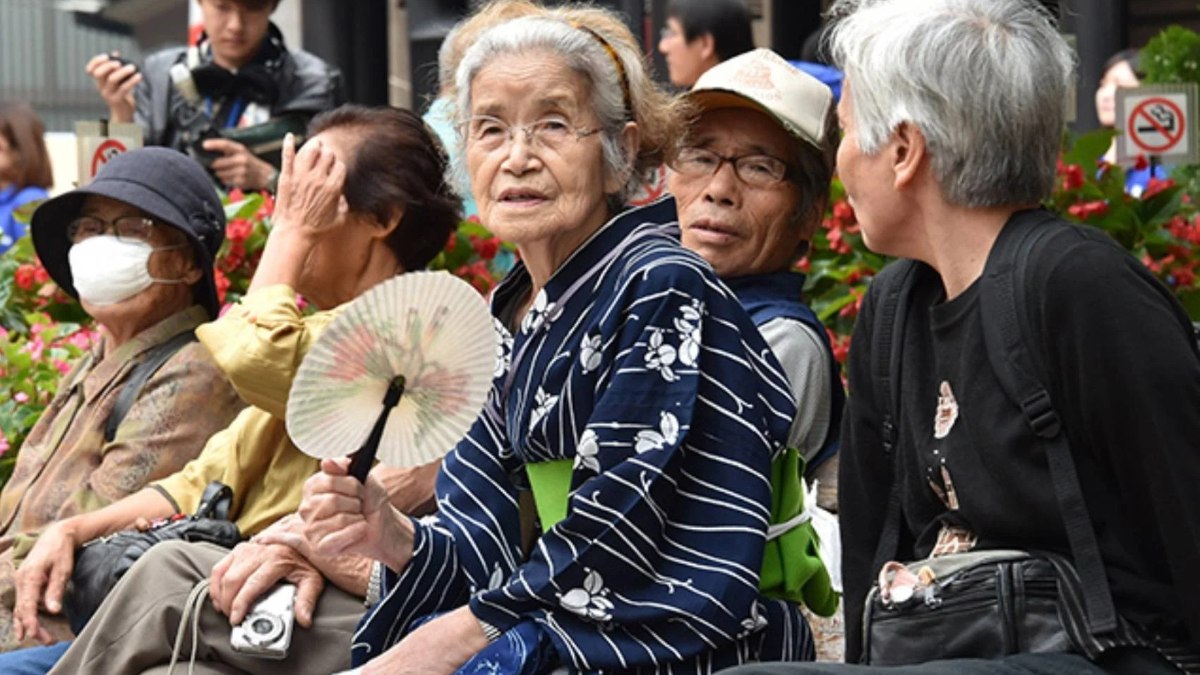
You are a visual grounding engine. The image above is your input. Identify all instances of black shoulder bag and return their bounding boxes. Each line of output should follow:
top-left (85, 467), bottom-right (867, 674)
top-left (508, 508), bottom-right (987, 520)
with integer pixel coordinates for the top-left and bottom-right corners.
top-left (65, 480), bottom-right (242, 634)
top-left (861, 211), bottom-right (1198, 672)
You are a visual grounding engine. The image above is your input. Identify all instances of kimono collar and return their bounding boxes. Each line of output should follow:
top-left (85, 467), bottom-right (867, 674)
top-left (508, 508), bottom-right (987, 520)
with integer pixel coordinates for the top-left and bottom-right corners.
top-left (491, 196), bottom-right (678, 336)
top-left (723, 270), bottom-right (808, 308)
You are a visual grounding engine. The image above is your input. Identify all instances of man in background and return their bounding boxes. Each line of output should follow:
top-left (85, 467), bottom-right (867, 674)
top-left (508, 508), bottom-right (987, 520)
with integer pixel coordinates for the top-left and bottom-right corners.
top-left (85, 0), bottom-right (343, 190)
top-left (658, 0), bottom-right (755, 88)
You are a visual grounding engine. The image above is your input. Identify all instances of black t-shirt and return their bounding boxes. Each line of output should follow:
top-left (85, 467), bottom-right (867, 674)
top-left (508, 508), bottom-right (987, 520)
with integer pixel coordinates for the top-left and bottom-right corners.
top-left (839, 217), bottom-right (1200, 661)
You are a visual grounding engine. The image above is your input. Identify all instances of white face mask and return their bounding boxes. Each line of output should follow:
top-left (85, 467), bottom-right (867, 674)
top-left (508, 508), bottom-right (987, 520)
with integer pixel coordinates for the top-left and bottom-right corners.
top-left (67, 235), bottom-right (187, 306)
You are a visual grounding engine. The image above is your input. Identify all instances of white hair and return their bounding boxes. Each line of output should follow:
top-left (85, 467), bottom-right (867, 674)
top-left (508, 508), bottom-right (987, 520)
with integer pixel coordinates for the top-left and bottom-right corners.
top-left (828, 0), bottom-right (1075, 207)
top-left (451, 16), bottom-right (644, 203)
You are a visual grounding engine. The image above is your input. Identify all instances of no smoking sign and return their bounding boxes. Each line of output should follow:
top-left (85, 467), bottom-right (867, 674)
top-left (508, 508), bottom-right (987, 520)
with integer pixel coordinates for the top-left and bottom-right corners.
top-left (1117, 84), bottom-right (1199, 164)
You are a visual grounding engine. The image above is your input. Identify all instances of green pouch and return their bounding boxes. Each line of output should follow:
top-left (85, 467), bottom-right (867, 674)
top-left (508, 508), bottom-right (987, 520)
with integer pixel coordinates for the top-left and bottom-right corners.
top-left (525, 448), bottom-right (839, 615)
top-left (759, 447), bottom-right (839, 616)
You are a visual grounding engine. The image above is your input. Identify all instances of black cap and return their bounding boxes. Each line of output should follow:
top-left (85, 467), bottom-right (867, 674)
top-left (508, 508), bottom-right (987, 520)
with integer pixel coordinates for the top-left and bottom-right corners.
top-left (31, 147), bottom-right (226, 318)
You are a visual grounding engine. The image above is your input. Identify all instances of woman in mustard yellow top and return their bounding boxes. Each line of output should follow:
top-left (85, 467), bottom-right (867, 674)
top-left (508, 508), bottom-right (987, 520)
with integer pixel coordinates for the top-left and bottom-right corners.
top-left (10, 105), bottom-right (459, 651)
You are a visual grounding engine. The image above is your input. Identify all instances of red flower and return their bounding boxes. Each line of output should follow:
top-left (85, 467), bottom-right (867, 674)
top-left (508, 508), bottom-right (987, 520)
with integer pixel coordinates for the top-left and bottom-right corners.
top-left (14, 264), bottom-right (37, 291)
top-left (473, 236), bottom-right (500, 260)
top-left (832, 200), bottom-right (855, 223)
top-left (1133, 154), bottom-right (1149, 171)
top-left (1067, 200), bottom-right (1108, 220)
top-left (227, 188), bottom-right (245, 203)
top-left (257, 192), bottom-right (275, 218)
top-left (1060, 163), bottom-right (1085, 192)
top-left (838, 287), bottom-right (864, 320)
top-left (221, 240), bottom-right (246, 272)
top-left (1142, 177), bottom-right (1176, 201)
top-left (214, 269), bottom-right (231, 303)
top-left (1171, 264), bottom-right (1196, 287)
top-left (826, 328), bottom-right (851, 365)
top-left (226, 218), bottom-right (253, 243)
top-left (445, 232), bottom-right (457, 252)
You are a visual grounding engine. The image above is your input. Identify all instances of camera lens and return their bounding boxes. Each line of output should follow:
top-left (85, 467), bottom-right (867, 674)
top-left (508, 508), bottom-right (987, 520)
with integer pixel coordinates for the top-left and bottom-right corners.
top-left (243, 612), bottom-right (282, 645)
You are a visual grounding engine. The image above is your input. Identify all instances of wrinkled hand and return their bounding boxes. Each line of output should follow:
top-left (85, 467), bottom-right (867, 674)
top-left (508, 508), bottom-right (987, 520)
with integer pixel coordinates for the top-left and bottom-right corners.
top-left (209, 537), bottom-right (325, 628)
top-left (375, 460), bottom-right (442, 516)
top-left (202, 138), bottom-right (278, 190)
top-left (12, 522), bottom-right (80, 644)
top-left (361, 606), bottom-right (489, 675)
top-left (85, 53), bottom-right (139, 123)
top-left (271, 132), bottom-right (347, 237)
top-left (297, 458), bottom-right (413, 570)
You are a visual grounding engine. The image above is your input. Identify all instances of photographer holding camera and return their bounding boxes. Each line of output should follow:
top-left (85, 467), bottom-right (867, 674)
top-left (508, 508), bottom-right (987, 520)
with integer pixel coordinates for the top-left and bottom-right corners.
top-left (85, 0), bottom-right (344, 191)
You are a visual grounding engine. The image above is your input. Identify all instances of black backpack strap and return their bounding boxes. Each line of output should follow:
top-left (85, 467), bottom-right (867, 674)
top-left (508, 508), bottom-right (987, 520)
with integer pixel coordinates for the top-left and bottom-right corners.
top-left (104, 331), bottom-right (198, 444)
top-left (869, 260), bottom-right (923, 573)
top-left (978, 210), bottom-right (1119, 635)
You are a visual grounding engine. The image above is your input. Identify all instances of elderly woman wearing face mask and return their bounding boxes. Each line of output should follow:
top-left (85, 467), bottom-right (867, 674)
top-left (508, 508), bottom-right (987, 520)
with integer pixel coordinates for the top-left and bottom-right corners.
top-left (0, 148), bottom-right (244, 650)
top-left (280, 7), bottom-right (817, 675)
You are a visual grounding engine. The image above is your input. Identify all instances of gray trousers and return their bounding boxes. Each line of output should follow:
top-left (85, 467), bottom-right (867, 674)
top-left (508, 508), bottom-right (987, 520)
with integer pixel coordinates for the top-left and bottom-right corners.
top-left (47, 540), bottom-right (363, 675)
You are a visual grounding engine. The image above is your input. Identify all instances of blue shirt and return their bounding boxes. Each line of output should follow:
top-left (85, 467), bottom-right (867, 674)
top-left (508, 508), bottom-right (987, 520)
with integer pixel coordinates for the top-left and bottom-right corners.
top-left (354, 199), bottom-right (815, 672)
top-left (0, 185), bottom-right (48, 254)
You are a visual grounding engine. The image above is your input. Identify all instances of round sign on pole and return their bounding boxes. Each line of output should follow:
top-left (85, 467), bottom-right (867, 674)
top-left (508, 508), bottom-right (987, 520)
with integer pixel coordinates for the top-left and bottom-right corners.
top-left (91, 138), bottom-right (127, 176)
top-left (1127, 97), bottom-right (1186, 155)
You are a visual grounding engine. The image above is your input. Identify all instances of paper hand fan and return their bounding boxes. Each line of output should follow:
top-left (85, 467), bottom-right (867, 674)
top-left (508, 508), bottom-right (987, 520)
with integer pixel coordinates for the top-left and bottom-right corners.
top-left (287, 271), bottom-right (496, 481)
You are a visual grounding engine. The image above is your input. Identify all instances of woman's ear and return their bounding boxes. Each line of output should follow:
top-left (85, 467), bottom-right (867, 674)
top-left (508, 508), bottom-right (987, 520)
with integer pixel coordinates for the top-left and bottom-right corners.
top-left (373, 206), bottom-right (405, 240)
top-left (890, 121), bottom-right (927, 191)
top-left (174, 252), bottom-right (204, 286)
top-left (604, 121), bottom-right (640, 194)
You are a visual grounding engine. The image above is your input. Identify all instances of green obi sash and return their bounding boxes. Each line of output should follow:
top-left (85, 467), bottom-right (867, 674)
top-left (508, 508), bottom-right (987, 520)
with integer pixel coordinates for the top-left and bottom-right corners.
top-left (524, 447), bottom-right (839, 616)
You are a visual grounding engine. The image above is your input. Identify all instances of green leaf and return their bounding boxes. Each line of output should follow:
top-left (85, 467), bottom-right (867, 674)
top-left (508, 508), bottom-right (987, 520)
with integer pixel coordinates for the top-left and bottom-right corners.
top-left (1138, 185), bottom-right (1184, 228)
top-left (224, 194), bottom-right (265, 221)
top-left (1063, 129), bottom-right (1116, 169)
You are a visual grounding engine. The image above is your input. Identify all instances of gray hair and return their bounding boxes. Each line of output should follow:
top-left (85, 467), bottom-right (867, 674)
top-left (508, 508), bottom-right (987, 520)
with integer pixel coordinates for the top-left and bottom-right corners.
top-left (436, 23), bottom-right (460, 89)
top-left (452, 16), bottom-right (643, 203)
top-left (828, 0), bottom-right (1074, 207)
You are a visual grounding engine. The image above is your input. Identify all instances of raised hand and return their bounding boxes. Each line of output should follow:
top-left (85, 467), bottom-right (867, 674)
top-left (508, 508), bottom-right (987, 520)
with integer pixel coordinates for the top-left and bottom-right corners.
top-left (85, 53), bottom-right (140, 123)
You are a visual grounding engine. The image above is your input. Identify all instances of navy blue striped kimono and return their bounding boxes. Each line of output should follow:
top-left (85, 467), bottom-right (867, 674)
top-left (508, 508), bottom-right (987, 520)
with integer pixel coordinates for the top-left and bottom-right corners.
top-left (353, 199), bottom-right (815, 673)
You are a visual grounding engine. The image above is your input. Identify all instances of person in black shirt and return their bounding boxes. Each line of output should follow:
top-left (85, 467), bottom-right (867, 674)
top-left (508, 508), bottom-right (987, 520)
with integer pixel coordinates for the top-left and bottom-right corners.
top-left (724, 0), bottom-right (1200, 673)
top-left (85, 0), bottom-right (343, 191)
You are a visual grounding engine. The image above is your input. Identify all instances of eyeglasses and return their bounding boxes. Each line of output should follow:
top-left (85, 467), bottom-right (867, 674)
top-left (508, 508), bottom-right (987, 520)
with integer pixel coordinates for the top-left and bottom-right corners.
top-left (659, 26), bottom-right (680, 41)
top-left (463, 115), bottom-right (600, 154)
top-left (66, 215), bottom-right (159, 244)
top-left (669, 147), bottom-right (792, 188)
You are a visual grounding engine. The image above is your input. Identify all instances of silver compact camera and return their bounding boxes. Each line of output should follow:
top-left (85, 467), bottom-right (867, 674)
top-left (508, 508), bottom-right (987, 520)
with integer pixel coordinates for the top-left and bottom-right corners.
top-left (230, 583), bottom-right (296, 659)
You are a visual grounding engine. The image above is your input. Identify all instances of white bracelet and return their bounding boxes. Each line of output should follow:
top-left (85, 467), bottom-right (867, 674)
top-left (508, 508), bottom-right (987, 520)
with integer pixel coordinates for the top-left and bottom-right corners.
top-left (476, 616), bottom-right (502, 643)
top-left (364, 560), bottom-right (383, 607)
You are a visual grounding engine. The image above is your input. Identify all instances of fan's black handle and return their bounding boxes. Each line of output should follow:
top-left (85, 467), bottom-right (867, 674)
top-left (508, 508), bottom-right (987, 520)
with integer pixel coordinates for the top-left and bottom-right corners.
top-left (349, 376), bottom-right (406, 483)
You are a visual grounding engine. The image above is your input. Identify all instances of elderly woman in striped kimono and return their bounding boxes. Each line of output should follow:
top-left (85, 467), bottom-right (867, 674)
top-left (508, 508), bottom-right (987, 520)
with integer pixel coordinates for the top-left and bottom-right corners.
top-left (294, 7), bottom-right (817, 674)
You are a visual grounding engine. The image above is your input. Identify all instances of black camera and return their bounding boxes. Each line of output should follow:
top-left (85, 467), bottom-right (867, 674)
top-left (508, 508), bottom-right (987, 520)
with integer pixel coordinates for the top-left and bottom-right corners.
top-left (107, 53), bottom-right (139, 77)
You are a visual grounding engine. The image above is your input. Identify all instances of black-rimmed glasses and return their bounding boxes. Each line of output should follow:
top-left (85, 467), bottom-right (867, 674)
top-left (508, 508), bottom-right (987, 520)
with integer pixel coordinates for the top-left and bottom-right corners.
top-left (670, 147), bottom-right (792, 188)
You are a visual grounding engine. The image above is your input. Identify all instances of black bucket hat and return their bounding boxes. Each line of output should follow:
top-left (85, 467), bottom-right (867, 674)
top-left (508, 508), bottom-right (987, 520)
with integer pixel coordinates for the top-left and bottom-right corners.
top-left (31, 147), bottom-right (226, 318)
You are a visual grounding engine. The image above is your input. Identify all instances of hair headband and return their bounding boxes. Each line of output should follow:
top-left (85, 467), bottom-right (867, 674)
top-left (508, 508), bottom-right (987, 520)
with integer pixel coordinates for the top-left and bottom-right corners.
top-left (572, 23), bottom-right (633, 120)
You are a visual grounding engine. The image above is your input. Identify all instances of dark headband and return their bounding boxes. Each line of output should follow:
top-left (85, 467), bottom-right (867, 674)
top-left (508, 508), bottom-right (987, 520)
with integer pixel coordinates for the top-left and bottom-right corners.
top-left (573, 23), bottom-right (633, 120)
